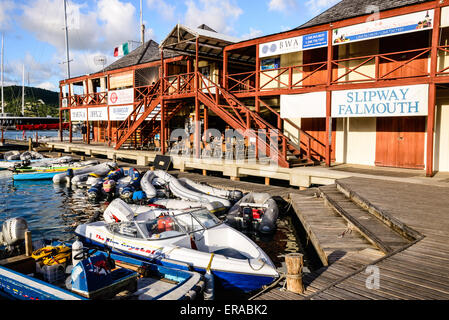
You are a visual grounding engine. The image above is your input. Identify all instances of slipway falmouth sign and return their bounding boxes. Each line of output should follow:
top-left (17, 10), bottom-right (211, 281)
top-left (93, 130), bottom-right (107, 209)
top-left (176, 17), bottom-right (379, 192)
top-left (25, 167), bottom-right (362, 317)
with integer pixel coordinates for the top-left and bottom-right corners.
top-left (259, 31), bottom-right (328, 58)
top-left (332, 84), bottom-right (429, 118)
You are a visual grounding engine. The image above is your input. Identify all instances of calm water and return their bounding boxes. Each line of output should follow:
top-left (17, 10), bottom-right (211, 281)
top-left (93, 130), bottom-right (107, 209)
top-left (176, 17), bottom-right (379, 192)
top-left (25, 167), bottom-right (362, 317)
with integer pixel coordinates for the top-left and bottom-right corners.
top-left (0, 167), bottom-right (316, 299)
top-left (0, 170), bottom-right (104, 242)
top-left (3, 130), bottom-right (81, 141)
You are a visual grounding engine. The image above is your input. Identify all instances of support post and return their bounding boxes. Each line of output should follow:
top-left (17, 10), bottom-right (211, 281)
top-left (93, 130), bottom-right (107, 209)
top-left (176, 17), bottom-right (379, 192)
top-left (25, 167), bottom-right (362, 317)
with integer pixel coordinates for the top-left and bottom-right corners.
top-left (325, 30), bottom-right (333, 167)
top-left (427, 4), bottom-right (441, 177)
top-left (25, 231), bottom-right (32, 257)
top-left (195, 37), bottom-right (201, 159)
top-left (285, 253), bottom-right (304, 294)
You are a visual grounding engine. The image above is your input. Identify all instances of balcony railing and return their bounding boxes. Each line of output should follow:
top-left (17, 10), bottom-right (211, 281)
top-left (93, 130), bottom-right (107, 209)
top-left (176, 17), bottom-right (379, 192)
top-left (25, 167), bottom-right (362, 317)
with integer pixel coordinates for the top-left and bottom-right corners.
top-left (225, 47), bottom-right (432, 94)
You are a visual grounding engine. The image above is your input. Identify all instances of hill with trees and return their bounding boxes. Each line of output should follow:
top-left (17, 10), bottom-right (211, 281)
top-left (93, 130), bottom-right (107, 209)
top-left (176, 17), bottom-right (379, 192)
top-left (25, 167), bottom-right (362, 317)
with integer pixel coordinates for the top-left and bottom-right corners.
top-left (1, 86), bottom-right (59, 117)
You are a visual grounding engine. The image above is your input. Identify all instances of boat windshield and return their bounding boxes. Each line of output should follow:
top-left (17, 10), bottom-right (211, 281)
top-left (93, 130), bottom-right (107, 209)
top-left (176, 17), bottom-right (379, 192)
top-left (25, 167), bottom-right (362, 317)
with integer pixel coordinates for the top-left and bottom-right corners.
top-left (173, 208), bottom-right (221, 233)
top-left (107, 209), bottom-right (221, 240)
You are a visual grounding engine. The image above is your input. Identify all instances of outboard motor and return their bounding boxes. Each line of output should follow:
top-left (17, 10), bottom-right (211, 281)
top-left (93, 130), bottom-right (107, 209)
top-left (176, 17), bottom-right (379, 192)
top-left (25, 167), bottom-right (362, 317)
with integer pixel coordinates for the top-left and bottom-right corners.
top-left (241, 207), bottom-right (254, 230)
top-left (120, 169), bottom-right (142, 201)
top-left (0, 218), bottom-right (28, 257)
top-left (103, 198), bottom-right (135, 224)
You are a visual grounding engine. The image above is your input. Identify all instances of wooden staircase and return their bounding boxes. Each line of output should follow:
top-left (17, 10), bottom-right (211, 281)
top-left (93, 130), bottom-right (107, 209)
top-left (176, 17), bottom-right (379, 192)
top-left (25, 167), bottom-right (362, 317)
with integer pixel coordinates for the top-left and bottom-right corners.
top-left (113, 72), bottom-right (326, 168)
top-left (115, 81), bottom-right (161, 150)
top-left (197, 73), bottom-right (324, 168)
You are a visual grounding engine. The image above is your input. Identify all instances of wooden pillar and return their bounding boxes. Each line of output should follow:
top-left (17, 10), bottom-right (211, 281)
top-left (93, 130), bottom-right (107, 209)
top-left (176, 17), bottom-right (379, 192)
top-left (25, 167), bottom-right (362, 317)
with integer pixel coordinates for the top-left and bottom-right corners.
top-left (161, 48), bottom-right (166, 155)
top-left (427, 4), bottom-right (441, 177)
top-left (325, 29), bottom-right (333, 167)
top-left (285, 253), bottom-right (304, 294)
top-left (195, 37), bottom-right (201, 159)
top-left (59, 109), bottom-right (63, 142)
top-left (161, 101), bottom-right (166, 155)
top-left (223, 50), bottom-right (228, 90)
top-left (25, 231), bottom-right (32, 257)
top-left (86, 111), bottom-right (90, 145)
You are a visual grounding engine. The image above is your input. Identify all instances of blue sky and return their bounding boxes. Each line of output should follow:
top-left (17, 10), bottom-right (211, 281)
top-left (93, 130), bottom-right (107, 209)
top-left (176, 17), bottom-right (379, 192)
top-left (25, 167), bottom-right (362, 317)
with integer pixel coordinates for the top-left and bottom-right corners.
top-left (0, 0), bottom-right (340, 92)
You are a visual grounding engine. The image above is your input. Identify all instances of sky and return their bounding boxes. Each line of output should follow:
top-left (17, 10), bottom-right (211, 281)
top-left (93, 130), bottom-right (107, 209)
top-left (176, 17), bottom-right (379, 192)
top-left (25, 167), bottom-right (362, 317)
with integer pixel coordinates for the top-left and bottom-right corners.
top-left (0, 0), bottom-right (341, 92)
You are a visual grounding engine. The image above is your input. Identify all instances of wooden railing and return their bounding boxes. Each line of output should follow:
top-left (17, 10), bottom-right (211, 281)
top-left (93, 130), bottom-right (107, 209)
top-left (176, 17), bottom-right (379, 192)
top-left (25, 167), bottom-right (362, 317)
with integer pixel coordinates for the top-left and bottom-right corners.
top-left (225, 47), bottom-right (432, 94)
top-left (69, 91), bottom-right (108, 107)
top-left (114, 81), bottom-right (161, 148)
top-left (162, 72), bottom-right (196, 96)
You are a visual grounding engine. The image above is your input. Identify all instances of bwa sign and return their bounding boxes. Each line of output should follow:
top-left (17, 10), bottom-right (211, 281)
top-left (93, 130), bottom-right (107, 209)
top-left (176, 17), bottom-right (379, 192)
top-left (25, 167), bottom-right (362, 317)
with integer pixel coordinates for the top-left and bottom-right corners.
top-left (332, 84), bottom-right (429, 118)
top-left (259, 31), bottom-right (328, 58)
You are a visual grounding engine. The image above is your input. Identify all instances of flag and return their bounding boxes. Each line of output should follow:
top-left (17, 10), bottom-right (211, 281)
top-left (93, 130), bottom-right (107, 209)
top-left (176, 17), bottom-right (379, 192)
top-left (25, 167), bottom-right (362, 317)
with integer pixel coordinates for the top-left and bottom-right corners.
top-left (114, 42), bottom-right (129, 57)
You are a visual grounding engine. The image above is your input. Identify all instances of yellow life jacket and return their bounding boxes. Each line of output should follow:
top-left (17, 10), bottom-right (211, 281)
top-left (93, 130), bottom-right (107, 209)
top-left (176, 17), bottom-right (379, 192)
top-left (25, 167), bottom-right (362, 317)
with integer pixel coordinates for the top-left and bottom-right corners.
top-left (31, 245), bottom-right (72, 266)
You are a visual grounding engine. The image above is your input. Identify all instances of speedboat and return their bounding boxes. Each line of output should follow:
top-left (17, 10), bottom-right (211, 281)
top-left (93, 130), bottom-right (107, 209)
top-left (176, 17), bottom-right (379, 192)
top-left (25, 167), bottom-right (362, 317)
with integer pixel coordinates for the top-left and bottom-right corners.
top-left (75, 200), bottom-right (279, 293)
top-left (0, 218), bottom-right (204, 300)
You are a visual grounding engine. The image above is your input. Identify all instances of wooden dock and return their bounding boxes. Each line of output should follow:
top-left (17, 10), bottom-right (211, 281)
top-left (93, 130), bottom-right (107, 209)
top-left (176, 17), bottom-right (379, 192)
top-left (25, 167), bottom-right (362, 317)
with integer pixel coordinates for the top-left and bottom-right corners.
top-left (7, 144), bottom-right (449, 300)
top-left (255, 177), bottom-right (449, 300)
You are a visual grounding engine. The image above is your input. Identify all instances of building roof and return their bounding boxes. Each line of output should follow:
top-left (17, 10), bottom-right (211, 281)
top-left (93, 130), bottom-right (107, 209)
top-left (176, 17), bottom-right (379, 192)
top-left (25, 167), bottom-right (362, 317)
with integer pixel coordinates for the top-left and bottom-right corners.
top-left (160, 24), bottom-right (241, 49)
top-left (297, 0), bottom-right (434, 29)
top-left (103, 40), bottom-right (179, 73)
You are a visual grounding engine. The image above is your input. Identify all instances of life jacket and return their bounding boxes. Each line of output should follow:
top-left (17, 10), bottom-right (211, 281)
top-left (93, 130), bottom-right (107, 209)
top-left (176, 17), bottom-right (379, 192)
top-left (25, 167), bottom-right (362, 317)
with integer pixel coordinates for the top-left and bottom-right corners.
top-left (32, 245), bottom-right (71, 266)
top-left (157, 216), bottom-right (174, 232)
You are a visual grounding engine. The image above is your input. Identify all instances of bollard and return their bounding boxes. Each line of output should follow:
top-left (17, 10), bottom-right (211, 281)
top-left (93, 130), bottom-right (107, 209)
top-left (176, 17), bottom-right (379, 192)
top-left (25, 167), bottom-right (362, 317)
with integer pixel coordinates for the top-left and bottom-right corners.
top-left (285, 253), bottom-right (304, 294)
top-left (28, 137), bottom-right (32, 151)
top-left (25, 231), bottom-right (33, 257)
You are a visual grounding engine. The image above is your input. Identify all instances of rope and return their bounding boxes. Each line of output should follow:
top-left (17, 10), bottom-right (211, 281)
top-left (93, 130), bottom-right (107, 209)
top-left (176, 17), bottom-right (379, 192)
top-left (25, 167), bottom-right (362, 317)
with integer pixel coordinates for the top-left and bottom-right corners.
top-left (206, 253), bottom-right (215, 272)
top-left (248, 257), bottom-right (267, 271)
top-left (248, 273), bottom-right (286, 301)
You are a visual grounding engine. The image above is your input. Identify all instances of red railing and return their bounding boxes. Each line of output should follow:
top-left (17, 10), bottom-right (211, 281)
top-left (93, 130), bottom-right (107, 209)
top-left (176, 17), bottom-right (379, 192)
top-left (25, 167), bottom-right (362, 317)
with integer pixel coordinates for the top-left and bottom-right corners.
top-left (225, 47), bottom-right (432, 93)
top-left (332, 47), bottom-right (431, 84)
top-left (69, 91), bottom-right (108, 107)
top-left (437, 45), bottom-right (449, 75)
top-left (162, 72), bottom-right (196, 96)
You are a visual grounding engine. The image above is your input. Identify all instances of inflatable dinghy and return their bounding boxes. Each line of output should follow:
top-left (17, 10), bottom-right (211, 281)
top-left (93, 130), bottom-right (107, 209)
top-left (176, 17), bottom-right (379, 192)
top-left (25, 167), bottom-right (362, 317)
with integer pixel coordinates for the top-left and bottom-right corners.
top-left (53, 162), bottom-right (117, 185)
top-left (129, 199), bottom-right (226, 216)
top-left (226, 193), bottom-right (279, 234)
top-left (178, 178), bottom-right (243, 202)
top-left (153, 171), bottom-right (232, 208)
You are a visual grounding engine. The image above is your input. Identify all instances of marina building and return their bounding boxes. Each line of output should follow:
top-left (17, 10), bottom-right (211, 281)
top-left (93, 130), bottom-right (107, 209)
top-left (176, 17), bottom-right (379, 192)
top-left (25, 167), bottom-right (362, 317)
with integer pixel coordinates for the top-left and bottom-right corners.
top-left (59, 0), bottom-right (449, 177)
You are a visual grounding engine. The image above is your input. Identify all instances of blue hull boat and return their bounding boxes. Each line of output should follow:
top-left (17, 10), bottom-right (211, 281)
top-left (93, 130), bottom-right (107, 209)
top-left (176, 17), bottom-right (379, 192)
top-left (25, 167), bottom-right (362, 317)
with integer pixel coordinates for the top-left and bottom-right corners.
top-left (0, 247), bottom-right (204, 300)
top-left (12, 171), bottom-right (62, 181)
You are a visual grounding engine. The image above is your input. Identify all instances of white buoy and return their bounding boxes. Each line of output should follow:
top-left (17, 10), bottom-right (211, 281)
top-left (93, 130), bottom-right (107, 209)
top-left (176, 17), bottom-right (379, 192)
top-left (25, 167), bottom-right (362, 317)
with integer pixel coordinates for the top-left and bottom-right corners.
top-left (71, 238), bottom-right (84, 266)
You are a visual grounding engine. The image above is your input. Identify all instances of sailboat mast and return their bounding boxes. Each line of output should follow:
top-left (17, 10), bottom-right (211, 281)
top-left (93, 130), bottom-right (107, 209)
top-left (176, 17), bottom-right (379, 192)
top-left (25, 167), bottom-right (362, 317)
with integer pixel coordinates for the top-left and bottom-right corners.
top-left (140, 0), bottom-right (145, 45)
top-left (1, 33), bottom-right (4, 114)
top-left (22, 64), bottom-right (25, 116)
top-left (63, 0), bottom-right (71, 79)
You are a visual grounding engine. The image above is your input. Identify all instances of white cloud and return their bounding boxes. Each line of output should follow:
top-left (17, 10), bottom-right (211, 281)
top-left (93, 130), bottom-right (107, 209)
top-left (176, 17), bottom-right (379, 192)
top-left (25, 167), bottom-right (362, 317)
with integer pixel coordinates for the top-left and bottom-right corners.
top-left (36, 81), bottom-right (57, 91)
top-left (17, 0), bottom-right (146, 82)
top-left (184, 0), bottom-right (243, 35)
top-left (268, 0), bottom-right (297, 13)
top-left (241, 28), bottom-right (263, 41)
top-left (0, 0), bottom-right (15, 31)
top-left (305, 0), bottom-right (341, 15)
top-left (147, 0), bottom-right (176, 21)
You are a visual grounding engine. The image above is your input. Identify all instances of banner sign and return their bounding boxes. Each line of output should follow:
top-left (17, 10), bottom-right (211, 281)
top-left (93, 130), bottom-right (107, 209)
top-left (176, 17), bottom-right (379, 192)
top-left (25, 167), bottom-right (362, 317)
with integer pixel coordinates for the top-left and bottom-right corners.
top-left (88, 107), bottom-right (108, 121)
top-left (70, 108), bottom-right (87, 121)
top-left (108, 88), bottom-right (134, 106)
top-left (331, 84), bottom-right (429, 118)
top-left (109, 105), bottom-right (133, 121)
top-left (261, 58), bottom-right (280, 71)
top-left (281, 91), bottom-right (327, 119)
top-left (333, 10), bottom-right (434, 45)
top-left (260, 31), bottom-right (328, 58)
